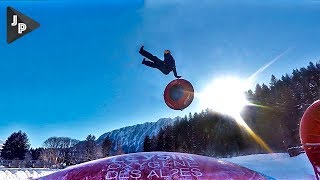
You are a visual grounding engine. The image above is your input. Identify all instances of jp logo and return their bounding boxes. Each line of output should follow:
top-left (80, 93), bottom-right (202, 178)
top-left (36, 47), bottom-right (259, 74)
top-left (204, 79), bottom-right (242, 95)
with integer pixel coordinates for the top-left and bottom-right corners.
top-left (11, 15), bottom-right (27, 34)
top-left (7, 7), bottom-right (40, 44)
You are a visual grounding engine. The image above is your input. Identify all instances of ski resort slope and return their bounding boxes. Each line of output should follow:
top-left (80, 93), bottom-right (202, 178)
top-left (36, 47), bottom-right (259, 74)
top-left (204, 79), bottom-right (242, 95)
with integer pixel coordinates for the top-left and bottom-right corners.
top-left (0, 153), bottom-right (315, 179)
top-left (222, 153), bottom-right (315, 179)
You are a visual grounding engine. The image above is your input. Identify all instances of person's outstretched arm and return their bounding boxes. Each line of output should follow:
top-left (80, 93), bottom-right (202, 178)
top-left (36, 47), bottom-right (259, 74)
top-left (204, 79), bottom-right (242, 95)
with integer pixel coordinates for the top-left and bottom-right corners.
top-left (170, 57), bottom-right (181, 78)
top-left (173, 67), bottom-right (181, 78)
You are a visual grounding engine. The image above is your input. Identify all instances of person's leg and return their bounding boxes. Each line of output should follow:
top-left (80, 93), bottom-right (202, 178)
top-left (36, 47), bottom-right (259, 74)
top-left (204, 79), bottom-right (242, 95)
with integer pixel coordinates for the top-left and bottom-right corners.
top-left (142, 60), bottom-right (158, 68)
top-left (139, 48), bottom-right (162, 63)
top-left (157, 63), bottom-right (170, 75)
top-left (143, 59), bottom-right (169, 75)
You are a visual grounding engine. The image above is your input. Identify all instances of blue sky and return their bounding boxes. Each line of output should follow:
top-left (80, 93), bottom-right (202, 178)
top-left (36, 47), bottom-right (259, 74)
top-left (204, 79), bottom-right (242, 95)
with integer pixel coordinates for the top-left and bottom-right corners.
top-left (0, 0), bottom-right (319, 147)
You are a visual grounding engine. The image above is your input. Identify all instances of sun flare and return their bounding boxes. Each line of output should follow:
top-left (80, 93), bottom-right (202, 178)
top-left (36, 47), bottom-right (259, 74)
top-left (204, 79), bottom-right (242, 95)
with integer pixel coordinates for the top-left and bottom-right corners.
top-left (196, 76), bottom-right (273, 153)
top-left (197, 76), bottom-right (250, 116)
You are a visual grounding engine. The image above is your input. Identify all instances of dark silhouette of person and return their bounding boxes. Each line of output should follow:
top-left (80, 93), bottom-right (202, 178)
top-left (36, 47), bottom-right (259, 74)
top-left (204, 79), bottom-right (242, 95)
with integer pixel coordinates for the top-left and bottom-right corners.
top-left (139, 46), bottom-right (181, 78)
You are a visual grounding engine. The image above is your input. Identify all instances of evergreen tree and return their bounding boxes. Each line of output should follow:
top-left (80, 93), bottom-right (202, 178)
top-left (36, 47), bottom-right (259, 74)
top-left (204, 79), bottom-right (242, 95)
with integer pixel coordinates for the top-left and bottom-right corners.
top-left (163, 126), bottom-right (174, 152)
top-left (84, 134), bottom-right (96, 161)
top-left (156, 128), bottom-right (165, 151)
top-left (30, 148), bottom-right (43, 160)
top-left (102, 136), bottom-right (113, 157)
top-left (143, 135), bottom-right (152, 152)
top-left (63, 148), bottom-right (72, 166)
top-left (150, 136), bottom-right (157, 151)
top-left (1, 130), bottom-right (30, 160)
top-left (270, 75), bottom-right (278, 88)
top-left (188, 112), bottom-right (193, 120)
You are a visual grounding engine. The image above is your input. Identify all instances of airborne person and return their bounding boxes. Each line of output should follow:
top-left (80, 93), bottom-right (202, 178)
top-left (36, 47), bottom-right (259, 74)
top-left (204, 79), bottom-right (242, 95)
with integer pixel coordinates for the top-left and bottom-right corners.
top-left (139, 46), bottom-right (181, 78)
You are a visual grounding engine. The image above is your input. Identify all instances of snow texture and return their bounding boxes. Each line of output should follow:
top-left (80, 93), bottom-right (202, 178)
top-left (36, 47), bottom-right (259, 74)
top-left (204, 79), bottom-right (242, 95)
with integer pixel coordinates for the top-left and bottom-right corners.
top-left (221, 153), bottom-right (315, 179)
top-left (0, 168), bottom-right (57, 180)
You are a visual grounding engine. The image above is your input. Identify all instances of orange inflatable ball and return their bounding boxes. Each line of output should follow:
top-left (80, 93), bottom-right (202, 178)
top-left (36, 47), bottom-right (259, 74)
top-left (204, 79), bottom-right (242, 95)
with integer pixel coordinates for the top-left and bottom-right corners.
top-left (163, 79), bottom-right (194, 110)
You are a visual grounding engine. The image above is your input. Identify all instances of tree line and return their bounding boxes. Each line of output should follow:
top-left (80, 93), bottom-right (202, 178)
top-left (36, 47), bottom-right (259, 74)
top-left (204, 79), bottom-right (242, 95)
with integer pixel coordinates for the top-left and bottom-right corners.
top-left (0, 131), bottom-right (115, 168)
top-left (143, 111), bottom-right (249, 157)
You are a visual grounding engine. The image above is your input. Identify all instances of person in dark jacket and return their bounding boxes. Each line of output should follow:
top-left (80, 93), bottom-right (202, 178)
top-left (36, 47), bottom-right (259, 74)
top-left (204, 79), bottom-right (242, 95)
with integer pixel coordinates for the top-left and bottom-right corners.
top-left (139, 46), bottom-right (181, 78)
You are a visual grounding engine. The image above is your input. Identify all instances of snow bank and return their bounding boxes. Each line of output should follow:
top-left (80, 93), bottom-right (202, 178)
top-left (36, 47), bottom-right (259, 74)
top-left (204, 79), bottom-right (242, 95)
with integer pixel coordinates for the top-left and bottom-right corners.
top-left (0, 168), bottom-right (57, 180)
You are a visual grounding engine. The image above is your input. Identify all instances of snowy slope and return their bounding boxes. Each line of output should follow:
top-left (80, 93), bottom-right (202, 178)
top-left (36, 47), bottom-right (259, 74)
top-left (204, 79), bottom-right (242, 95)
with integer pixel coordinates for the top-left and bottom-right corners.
top-left (96, 117), bottom-right (178, 152)
top-left (0, 153), bottom-right (316, 179)
top-left (221, 153), bottom-right (315, 179)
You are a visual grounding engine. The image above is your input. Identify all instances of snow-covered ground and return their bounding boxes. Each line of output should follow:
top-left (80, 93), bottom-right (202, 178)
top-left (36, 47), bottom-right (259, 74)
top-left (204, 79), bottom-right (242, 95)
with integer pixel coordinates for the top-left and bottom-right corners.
top-left (222, 153), bottom-right (315, 179)
top-left (0, 168), bottom-right (57, 180)
top-left (0, 153), bottom-right (315, 180)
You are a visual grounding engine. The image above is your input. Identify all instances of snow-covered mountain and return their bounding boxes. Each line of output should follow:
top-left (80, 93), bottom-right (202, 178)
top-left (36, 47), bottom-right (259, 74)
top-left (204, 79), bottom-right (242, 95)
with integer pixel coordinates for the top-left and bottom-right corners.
top-left (96, 117), bottom-right (179, 153)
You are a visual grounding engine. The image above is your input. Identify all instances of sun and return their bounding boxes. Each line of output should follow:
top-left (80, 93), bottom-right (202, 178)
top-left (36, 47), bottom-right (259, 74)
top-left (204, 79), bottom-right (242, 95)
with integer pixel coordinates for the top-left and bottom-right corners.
top-left (197, 76), bottom-right (250, 117)
top-left (196, 76), bottom-right (273, 153)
